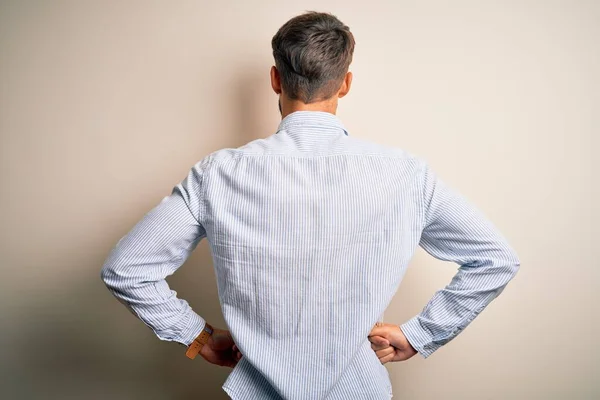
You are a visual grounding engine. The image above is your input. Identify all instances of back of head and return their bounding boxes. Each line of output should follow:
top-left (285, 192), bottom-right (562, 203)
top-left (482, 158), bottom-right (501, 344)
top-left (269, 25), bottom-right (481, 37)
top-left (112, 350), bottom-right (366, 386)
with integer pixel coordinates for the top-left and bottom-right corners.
top-left (271, 11), bottom-right (355, 103)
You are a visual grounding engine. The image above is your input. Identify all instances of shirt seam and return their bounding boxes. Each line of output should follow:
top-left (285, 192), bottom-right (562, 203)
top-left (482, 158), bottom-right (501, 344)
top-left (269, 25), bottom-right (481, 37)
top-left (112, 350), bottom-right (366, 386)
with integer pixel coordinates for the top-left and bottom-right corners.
top-left (218, 153), bottom-right (422, 161)
top-left (199, 152), bottom-right (216, 227)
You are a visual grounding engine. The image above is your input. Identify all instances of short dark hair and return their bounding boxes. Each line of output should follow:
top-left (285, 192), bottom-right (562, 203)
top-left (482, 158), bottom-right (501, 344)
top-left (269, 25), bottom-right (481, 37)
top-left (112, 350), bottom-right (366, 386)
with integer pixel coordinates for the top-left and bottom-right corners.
top-left (271, 11), bottom-right (355, 103)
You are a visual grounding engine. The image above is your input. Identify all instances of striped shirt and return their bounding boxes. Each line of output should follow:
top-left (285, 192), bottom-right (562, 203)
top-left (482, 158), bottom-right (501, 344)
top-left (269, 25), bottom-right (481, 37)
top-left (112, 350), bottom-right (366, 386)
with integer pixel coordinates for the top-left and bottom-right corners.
top-left (101, 110), bottom-right (520, 399)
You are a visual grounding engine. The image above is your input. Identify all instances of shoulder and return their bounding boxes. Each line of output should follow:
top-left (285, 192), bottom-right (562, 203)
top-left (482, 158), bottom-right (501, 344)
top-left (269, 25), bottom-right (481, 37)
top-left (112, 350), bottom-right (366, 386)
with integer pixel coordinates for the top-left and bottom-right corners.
top-left (344, 135), bottom-right (425, 168)
top-left (206, 135), bottom-right (281, 162)
top-left (190, 146), bottom-right (246, 170)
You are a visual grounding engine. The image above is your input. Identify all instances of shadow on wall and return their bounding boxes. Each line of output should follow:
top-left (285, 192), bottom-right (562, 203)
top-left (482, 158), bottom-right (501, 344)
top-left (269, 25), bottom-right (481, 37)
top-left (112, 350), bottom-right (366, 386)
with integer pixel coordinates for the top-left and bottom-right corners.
top-left (3, 68), bottom-right (275, 400)
top-left (5, 244), bottom-right (230, 400)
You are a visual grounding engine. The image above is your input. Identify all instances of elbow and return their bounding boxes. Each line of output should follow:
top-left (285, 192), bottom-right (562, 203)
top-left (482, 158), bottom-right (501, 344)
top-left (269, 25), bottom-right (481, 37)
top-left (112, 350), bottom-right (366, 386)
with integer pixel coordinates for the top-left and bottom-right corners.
top-left (101, 236), bottom-right (129, 288)
top-left (100, 255), bottom-right (122, 291)
top-left (486, 249), bottom-right (520, 298)
top-left (100, 261), bottom-right (114, 289)
top-left (505, 248), bottom-right (521, 280)
top-left (100, 252), bottom-right (143, 293)
top-left (100, 262), bottom-right (110, 283)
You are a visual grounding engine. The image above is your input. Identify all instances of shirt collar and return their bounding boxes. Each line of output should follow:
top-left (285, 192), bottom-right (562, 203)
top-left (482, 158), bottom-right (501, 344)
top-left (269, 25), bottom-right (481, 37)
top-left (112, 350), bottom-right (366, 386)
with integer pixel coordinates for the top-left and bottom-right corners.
top-left (276, 110), bottom-right (349, 136)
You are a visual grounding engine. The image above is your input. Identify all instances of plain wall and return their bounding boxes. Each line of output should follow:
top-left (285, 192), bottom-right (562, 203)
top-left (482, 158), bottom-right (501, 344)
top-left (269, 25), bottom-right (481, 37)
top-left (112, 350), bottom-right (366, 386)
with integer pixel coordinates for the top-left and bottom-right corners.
top-left (0, 1), bottom-right (597, 399)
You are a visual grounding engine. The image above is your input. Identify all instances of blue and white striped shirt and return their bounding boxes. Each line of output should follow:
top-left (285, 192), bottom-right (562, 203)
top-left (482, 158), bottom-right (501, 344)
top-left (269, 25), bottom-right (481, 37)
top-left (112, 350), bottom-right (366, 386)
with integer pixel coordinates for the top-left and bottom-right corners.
top-left (101, 110), bottom-right (520, 399)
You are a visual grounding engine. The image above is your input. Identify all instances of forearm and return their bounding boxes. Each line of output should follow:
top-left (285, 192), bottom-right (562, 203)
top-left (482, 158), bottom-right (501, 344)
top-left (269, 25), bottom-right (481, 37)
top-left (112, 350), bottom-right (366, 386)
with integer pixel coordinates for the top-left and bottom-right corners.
top-left (101, 258), bottom-right (206, 345)
top-left (401, 251), bottom-right (519, 358)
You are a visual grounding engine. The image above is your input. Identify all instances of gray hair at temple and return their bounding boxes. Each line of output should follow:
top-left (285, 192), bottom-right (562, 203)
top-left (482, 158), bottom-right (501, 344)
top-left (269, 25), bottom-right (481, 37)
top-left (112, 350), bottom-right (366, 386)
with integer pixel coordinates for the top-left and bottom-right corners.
top-left (271, 11), bottom-right (355, 104)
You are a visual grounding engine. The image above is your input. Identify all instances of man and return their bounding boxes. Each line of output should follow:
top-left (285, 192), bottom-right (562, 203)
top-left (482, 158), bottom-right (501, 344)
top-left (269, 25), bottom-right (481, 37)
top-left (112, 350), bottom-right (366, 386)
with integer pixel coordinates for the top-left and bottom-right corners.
top-left (101, 10), bottom-right (520, 400)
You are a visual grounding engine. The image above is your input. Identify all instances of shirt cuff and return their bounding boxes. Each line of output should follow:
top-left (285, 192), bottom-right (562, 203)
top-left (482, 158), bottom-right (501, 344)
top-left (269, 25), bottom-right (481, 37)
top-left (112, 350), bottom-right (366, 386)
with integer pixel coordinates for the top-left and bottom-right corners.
top-left (174, 310), bottom-right (207, 347)
top-left (400, 316), bottom-right (441, 359)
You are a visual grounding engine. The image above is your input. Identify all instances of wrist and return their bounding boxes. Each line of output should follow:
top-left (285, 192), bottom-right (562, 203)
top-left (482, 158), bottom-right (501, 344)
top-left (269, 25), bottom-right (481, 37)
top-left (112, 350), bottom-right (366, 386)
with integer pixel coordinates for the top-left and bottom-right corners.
top-left (185, 322), bottom-right (214, 360)
top-left (400, 326), bottom-right (418, 354)
top-left (400, 317), bottom-right (440, 359)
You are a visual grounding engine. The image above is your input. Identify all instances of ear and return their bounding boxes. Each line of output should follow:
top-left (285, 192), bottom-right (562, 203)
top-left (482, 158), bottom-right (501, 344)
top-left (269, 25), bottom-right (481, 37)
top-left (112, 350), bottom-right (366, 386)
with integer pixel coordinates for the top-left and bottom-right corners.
top-left (270, 66), bottom-right (282, 94)
top-left (337, 71), bottom-right (353, 98)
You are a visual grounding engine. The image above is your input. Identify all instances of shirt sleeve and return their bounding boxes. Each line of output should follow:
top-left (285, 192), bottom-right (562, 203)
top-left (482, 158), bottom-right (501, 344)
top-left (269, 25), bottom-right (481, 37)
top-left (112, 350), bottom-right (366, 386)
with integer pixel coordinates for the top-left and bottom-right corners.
top-left (400, 161), bottom-right (520, 358)
top-left (100, 155), bottom-right (213, 346)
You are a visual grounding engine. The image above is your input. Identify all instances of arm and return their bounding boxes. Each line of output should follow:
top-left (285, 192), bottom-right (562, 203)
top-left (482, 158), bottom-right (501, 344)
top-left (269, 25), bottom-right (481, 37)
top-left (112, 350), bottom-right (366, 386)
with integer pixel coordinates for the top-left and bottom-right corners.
top-left (400, 161), bottom-right (520, 358)
top-left (100, 155), bottom-right (212, 346)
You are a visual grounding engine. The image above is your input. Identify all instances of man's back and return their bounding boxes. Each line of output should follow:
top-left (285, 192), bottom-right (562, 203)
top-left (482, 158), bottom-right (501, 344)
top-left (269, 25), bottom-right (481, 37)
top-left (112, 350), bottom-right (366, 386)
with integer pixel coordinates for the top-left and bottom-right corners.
top-left (209, 110), bottom-right (419, 399)
top-left (101, 109), bottom-right (519, 399)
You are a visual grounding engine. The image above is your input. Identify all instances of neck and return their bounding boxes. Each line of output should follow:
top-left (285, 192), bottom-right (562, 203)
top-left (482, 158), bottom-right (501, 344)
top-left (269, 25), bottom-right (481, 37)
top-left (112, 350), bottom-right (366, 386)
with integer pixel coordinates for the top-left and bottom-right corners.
top-left (279, 96), bottom-right (338, 119)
